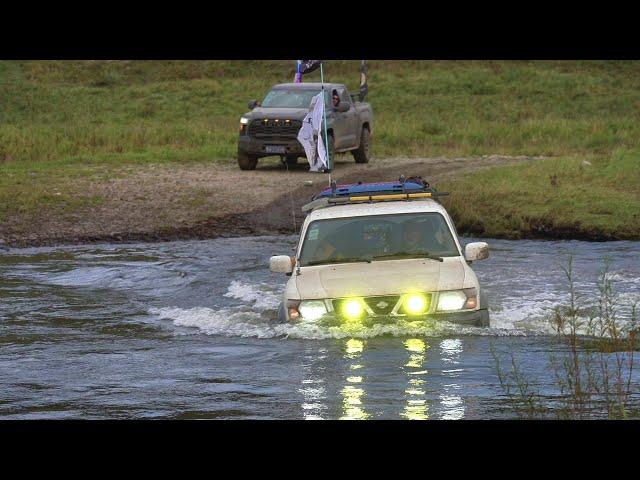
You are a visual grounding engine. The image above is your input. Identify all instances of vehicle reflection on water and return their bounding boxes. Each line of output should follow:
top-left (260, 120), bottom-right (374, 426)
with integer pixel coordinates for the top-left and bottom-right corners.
top-left (296, 335), bottom-right (469, 420)
top-left (438, 339), bottom-right (465, 420)
top-left (402, 338), bottom-right (429, 420)
top-left (340, 338), bottom-right (369, 420)
top-left (299, 346), bottom-right (328, 420)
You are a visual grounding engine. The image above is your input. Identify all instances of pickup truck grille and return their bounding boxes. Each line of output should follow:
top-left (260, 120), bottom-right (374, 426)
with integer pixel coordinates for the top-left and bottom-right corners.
top-left (248, 119), bottom-right (302, 138)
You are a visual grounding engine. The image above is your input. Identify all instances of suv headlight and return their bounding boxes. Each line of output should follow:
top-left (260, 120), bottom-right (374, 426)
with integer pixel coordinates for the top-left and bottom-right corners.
top-left (240, 117), bottom-right (249, 125)
top-left (437, 288), bottom-right (477, 312)
top-left (298, 300), bottom-right (328, 321)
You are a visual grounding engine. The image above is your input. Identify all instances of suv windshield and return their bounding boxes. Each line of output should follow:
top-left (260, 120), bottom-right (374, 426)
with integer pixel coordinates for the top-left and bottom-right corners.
top-left (261, 89), bottom-right (327, 109)
top-left (299, 213), bottom-right (460, 267)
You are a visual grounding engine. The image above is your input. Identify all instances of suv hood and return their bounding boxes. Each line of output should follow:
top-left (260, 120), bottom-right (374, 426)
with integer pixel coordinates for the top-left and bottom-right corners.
top-left (295, 258), bottom-right (466, 299)
top-left (245, 107), bottom-right (309, 121)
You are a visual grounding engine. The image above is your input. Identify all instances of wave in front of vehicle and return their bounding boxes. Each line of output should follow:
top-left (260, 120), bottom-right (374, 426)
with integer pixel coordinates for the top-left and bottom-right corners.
top-left (149, 280), bottom-right (547, 339)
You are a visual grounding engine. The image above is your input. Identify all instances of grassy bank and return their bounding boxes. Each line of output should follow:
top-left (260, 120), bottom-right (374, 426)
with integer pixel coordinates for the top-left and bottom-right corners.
top-left (1, 60), bottom-right (640, 241)
top-left (440, 150), bottom-right (640, 240)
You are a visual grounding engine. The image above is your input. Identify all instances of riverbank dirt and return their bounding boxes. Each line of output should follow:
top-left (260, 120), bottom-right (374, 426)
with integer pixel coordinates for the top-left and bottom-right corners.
top-left (0, 155), bottom-right (539, 247)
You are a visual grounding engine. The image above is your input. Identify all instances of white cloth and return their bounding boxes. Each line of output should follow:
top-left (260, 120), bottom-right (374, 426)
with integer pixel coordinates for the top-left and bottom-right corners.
top-left (297, 92), bottom-right (328, 172)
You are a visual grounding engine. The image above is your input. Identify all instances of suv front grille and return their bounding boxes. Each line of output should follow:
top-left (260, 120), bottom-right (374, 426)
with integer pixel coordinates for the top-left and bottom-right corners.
top-left (332, 294), bottom-right (433, 318)
top-left (333, 295), bottom-right (402, 317)
top-left (363, 296), bottom-right (400, 315)
top-left (248, 119), bottom-right (302, 138)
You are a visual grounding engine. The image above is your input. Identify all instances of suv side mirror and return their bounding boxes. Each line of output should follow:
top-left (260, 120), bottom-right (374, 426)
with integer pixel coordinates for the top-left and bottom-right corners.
top-left (334, 103), bottom-right (349, 113)
top-left (464, 242), bottom-right (489, 262)
top-left (270, 255), bottom-right (294, 274)
top-left (248, 100), bottom-right (259, 109)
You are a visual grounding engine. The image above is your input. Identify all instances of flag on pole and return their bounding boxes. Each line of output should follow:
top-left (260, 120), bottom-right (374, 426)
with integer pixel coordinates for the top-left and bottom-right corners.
top-left (299, 60), bottom-right (322, 76)
top-left (297, 92), bottom-right (327, 172)
top-left (360, 60), bottom-right (368, 100)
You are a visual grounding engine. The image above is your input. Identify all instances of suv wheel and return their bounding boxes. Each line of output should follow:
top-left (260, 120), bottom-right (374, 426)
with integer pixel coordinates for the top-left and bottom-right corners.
top-left (238, 152), bottom-right (258, 170)
top-left (352, 126), bottom-right (371, 164)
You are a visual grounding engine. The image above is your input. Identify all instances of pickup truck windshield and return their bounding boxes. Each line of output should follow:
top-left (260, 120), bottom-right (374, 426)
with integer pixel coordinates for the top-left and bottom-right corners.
top-left (261, 89), bottom-right (326, 108)
top-left (299, 213), bottom-right (460, 267)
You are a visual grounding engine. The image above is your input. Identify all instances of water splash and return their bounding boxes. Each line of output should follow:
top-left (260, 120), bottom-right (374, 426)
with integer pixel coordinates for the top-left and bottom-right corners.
top-left (223, 280), bottom-right (281, 310)
top-left (150, 303), bottom-right (537, 340)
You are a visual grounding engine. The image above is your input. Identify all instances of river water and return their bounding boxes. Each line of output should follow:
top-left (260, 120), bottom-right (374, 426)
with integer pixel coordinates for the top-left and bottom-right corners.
top-left (1, 236), bottom-right (639, 419)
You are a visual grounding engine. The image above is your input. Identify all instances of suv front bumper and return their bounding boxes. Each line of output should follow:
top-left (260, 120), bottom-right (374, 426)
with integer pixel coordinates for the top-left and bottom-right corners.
top-left (238, 136), bottom-right (306, 158)
top-left (428, 309), bottom-right (490, 327)
top-left (279, 303), bottom-right (490, 327)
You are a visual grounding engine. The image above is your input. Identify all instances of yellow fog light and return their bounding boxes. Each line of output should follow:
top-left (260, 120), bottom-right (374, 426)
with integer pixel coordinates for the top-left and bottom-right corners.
top-left (404, 294), bottom-right (429, 315)
top-left (341, 298), bottom-right (365, 320)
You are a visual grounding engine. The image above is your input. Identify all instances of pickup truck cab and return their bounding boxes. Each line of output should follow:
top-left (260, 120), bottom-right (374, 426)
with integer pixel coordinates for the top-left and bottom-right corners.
top-left (238, 82), bottom-right (373, 170)
top-left (269, 179), bottom-right (491, 327)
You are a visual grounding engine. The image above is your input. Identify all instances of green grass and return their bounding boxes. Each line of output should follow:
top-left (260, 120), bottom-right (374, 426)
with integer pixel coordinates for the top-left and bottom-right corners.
top-left (440, 150), bottom-right (640, 239)
top-left (2, 60), bottom-right (640, 164)
top-left (1, 60), bottom-right (640, 238)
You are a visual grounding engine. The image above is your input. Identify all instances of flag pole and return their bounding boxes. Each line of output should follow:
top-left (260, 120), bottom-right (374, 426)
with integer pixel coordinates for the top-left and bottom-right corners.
top-left (320, 62), bottom-right (331, 184)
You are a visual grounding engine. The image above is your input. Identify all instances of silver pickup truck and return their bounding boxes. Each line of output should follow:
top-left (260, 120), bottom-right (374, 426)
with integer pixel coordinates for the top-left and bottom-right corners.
top-left (237, 82), bottom-right (373, 170)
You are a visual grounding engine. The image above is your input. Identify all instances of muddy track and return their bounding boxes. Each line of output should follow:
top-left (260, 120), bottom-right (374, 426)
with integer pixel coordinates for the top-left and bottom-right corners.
top-left (1, 155), bottom-right (539, 248)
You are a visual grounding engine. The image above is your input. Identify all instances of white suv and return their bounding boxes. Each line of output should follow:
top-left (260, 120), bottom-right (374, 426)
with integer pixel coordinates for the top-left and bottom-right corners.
top-left (269, 179), bottom-right (490, 327)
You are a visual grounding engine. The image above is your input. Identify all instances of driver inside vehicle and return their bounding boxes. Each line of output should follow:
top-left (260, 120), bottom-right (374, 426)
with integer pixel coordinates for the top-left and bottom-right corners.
top-left (403, 219), bottom-right (452, 254)
top-left (403, 221), bottom-right (427, 253)
top-left (332, 89), bottom-right (340, 108)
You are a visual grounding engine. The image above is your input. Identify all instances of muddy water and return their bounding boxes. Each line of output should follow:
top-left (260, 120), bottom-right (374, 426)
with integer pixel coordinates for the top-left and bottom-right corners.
top-left (1, 236), bottom-right (639, 419)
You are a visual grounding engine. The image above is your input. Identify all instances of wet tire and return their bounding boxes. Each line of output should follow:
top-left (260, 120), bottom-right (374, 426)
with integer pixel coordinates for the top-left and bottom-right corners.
top-left (238, 152), bottom-right (258, 170)
top-left (352, 126), bottom-right (371, 164)
top-left (277, 302), bottom-right (287, 322)
top-left (476, 310), bottom-right (490, 327)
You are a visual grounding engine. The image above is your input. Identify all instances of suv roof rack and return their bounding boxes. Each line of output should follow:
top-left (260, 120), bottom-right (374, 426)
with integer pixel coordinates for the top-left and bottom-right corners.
top-left (302, 175), bottom-right (449, 213)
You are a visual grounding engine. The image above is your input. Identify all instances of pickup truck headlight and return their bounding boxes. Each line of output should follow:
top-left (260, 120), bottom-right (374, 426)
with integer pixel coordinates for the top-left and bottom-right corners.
top-left (298, 300), bottom-right (328, 321)
top-left (239, 117), bottom-right (249, 134)
top-left (437, 288), bottom-right (477, 312)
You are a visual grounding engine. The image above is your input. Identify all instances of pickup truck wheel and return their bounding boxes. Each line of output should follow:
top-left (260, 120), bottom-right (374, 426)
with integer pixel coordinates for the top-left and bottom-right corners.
top-left (238, 153), bottom-right (258, 170)
top-left (284, 156), bottom-right (298, 167)
top-left (352, 127), bottom-right (371, 164)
